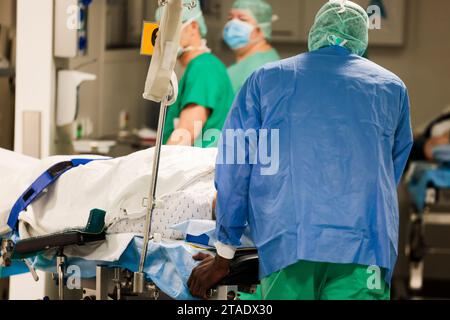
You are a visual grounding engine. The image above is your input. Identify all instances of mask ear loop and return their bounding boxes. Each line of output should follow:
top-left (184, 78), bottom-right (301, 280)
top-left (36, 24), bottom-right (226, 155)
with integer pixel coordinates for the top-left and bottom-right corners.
top-left (179, 39), bottom-right (211, 58)
top-left (250, 27), bottom-right (266, 47)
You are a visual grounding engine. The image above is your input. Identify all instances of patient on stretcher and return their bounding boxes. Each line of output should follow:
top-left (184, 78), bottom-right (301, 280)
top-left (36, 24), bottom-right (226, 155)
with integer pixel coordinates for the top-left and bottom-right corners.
top-left (0, 146), bottom-right (218, 240)
top-left (108, 172), bottom-right (215, 239)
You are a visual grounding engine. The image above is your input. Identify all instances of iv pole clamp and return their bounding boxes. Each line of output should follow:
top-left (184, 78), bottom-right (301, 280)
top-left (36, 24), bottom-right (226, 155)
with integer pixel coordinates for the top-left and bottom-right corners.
top-left (133, 0), bottom-right (194, 294)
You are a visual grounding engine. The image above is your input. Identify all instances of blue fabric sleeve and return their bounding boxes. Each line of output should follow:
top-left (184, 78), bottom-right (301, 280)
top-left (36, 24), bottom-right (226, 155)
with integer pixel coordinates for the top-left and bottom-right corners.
top-left (214, 71), bottom-right (262, 247)
top-left (393, 87), bottom-right (414, 185)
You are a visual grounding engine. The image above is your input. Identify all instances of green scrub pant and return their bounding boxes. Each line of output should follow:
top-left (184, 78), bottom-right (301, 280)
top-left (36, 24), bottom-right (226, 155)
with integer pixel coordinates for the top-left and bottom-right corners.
top-left (240, 260), bottom-right (390, 300)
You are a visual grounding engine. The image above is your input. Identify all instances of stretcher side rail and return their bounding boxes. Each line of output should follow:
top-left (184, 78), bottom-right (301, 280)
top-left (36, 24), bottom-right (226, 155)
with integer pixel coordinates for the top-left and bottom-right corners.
top-left (13, 231), bottom-right (106, 260)
top-left (1, 208), bottom-right (107, 300)
top-left (2, 221), bottom-right (260, 300)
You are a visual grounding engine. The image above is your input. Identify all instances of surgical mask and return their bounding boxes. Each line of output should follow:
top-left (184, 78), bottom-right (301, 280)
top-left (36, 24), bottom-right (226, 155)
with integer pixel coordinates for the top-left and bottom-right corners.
top-left (178, 39), bottom-right (211, 58)
top-left (223, 19), bottom-right (255, 50)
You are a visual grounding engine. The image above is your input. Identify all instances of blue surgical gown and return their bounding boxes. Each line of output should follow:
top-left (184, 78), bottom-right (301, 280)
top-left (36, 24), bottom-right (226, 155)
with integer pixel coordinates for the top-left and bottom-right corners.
top-left (214, 46), bottom-right (413, 284)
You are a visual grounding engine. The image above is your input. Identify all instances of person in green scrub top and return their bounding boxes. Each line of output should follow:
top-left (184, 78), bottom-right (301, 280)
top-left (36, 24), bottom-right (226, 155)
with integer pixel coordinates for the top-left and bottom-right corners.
top-left (223, 0), bottom-right (281, 95)
top-left (156, 1), bottom-right (234, 148)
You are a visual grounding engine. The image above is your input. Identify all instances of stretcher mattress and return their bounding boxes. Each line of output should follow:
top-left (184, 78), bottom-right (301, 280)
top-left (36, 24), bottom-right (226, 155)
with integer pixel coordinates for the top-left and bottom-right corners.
top-left (0, 148), bottom-right (256, 300)
top-left (0, 146), bottom-right (217, 239)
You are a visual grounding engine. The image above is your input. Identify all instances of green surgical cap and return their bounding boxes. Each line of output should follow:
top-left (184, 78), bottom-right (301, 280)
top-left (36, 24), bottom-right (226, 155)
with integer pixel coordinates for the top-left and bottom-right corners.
top-left (232, 0), bottom-right (273, 40)
top-left (308, 0), bottom-right (369, 56)
top-left (155, 0), bottom-right (207, 38)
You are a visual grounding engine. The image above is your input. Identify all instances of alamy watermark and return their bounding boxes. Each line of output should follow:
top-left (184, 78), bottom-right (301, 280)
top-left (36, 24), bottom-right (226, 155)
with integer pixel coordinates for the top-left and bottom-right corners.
top-left (366, 265), bottom-right (383, 291)
top-left (367, 5), bottom-right (383, 30)
top-left (66, 5), bottom-right (83, 31)
top-left (66, 264), bottom-right (82, 290)
top-left (170, 121), bottom-right (280, 176)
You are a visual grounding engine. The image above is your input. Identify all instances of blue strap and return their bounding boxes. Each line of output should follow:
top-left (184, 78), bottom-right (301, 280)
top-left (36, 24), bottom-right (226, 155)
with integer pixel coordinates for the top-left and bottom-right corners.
top-left (185, 234), bottom-right (211, 247)
top-left (7, 159), bottom-right (98, 231)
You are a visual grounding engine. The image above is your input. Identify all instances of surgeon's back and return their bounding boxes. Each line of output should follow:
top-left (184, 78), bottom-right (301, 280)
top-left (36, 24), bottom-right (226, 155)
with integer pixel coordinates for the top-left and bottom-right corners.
top-left (215, 45), bottom-right (413, 283)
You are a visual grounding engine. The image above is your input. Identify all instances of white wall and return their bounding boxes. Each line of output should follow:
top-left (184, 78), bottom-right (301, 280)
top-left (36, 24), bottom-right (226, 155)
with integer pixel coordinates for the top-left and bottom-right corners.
top-left (15, 0), bottom-right (55, 157)
top-left (10, 1), bottom-right (57, 299)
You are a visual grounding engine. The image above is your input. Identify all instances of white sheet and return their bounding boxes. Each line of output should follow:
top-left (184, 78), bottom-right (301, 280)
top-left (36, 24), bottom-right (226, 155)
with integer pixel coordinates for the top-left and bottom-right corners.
top-left (0, 148), bottom-right (40, 234)
top-left (63, 233), bottom-right (136, 262)
top-left (0, 146), bottom-right (218, 243)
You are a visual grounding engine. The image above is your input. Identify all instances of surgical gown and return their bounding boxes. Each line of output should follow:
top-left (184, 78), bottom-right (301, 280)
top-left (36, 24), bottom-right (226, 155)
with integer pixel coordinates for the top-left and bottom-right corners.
top-left (215, 46), bottom-right (413, 284)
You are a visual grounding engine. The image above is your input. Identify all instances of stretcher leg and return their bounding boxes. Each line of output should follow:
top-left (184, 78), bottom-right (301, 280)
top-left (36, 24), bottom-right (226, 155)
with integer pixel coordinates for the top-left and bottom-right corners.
top-left (96, 265), bottom-right (110, 300)
top-left (56, 252), bottom-right (66, 301)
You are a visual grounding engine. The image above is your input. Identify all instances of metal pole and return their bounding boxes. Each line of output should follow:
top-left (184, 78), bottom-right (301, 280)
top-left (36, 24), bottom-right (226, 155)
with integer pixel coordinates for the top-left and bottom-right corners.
top-left (96, 265), bottom-right (110, 300)
top-left (134, 98), bottom-right (168, 293)
top-left (57, 255), bottom-right (66, 300)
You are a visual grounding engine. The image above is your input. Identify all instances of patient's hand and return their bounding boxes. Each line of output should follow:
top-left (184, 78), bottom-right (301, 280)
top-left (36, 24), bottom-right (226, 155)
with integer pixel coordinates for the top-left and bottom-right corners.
top-left (187, 253), bottom-right (230, 300)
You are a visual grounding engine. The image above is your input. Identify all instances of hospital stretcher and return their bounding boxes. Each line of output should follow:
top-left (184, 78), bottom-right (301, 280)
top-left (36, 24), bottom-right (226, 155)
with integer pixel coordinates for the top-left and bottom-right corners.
top-left (0, 159), bottom-right (258, 300)
top-left (1, 208), bottom-right (259, 300)
top-left (0, 158), bottom-right (259, 300)
top-left (406, 148), bottom-right (450, 293)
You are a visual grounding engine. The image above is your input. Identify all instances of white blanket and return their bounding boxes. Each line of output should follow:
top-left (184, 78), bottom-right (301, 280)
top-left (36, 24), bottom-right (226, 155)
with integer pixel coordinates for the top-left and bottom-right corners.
top-left (0, 148), bottom-right (40, 234)
top-left (0, 146), bottom-right (218, 241)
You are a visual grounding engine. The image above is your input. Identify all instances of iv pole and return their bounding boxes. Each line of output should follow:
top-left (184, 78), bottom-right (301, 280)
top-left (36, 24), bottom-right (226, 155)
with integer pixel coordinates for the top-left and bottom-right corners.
top-left (133, 0), bottom-right (197, 294)
top-left (133, 96), bottom-right (169, 294)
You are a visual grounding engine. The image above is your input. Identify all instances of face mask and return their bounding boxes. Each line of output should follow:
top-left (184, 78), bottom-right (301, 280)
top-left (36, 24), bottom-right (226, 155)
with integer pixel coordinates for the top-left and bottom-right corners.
top-left (223, 19), bottom-right (255, 50)
top-left (178, 39), bottom-right (211, 58)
